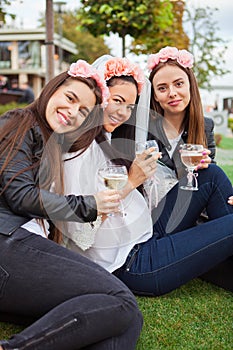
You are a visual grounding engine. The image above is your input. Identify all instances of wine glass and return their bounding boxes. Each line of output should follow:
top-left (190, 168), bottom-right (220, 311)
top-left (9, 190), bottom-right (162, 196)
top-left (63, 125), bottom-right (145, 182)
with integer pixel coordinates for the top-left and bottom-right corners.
top-left (135, 140), bottom-right (160, 211)
top-left (136, 140), bottom-right (159, 158)
top-left (98, 165), bottom-right (128, 217)
top-left (135, 140), bottom-right (159, 183)
top-left (180, 143), bottom-right (204, 191)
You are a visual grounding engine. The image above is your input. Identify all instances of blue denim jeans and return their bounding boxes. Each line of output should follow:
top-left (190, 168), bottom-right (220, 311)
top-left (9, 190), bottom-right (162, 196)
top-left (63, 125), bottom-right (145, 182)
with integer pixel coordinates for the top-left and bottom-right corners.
top-left (0, 228), bottom-right (143, 350)
top-left (114, 165), bottom-right (233, 296)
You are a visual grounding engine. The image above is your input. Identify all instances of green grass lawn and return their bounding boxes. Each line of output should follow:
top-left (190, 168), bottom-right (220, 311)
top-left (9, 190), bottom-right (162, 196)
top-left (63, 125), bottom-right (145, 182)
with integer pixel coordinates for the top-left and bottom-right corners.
top-left (217, 135), bottom-right (233, 181)
top-left (1, 136), bottom-right (233, 349)
top-left (218, 135), bottom-right (233, 150)
top-left (136, 280), bottom-right (233, 349)
top-left (221, 165), bottom-right (233, 181)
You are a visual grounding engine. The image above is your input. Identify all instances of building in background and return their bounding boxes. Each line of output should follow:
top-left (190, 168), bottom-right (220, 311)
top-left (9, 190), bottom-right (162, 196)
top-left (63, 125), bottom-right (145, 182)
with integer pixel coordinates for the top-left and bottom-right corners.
top-left (0, 27), bottom-right (78, 99)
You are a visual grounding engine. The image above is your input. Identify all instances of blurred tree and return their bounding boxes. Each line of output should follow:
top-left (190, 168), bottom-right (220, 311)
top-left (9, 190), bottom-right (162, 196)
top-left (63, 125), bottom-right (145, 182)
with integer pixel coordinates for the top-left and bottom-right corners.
top-left (59, 10), bottom-right (110, 63)
top-left (0, 0), bottom-right (18, 27)
top-left (39, 9), bottom-right (110, 64)
top-left (77, 0), bottom-right (174, 57)
top-left (184, 5), bottom-right (230, 90)
top-left (131, 0), bottom-right (189, 55)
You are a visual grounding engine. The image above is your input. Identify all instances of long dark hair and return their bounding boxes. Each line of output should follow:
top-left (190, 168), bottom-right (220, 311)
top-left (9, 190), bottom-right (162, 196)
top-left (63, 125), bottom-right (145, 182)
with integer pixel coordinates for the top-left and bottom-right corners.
top-left (64, 75), bottom-right (139, 170)
top-left (98, 75), bottom-right (139, 169)
top-left (0, 72), bottom-right (104, 243)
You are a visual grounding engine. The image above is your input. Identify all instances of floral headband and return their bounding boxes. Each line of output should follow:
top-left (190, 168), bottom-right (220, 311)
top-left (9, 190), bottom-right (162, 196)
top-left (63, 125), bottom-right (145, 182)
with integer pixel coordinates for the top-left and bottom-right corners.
top-left (147, 46), bottom-right (194, 71)
top-left (104, 57), bottom-right (145, 95)
top-left (68, 59), bottom-right (110, 107)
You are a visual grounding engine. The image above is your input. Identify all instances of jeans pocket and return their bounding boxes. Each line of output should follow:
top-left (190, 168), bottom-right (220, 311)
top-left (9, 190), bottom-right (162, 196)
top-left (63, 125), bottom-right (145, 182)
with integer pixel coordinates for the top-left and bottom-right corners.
top-left (0, 265), bottom-right (9, 299)
top-left (125, 244), bottom-right (140, 272)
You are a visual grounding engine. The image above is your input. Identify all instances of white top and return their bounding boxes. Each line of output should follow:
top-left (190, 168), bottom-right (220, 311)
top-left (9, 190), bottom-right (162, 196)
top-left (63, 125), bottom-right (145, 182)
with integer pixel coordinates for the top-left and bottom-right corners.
top-left (167, 134), bottom-right (182, 158)
top-left (153, 134), bottom-right (181, 202)
top-left (62, 140), bottom-right (153, 272)
top-left (21, 218), bottom-right (49, 238)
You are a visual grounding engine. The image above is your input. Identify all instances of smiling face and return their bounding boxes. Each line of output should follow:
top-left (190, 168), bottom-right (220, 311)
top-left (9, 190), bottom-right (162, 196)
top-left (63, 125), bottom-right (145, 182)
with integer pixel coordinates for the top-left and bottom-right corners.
top-left (45, 79), bottom-right (96, 134)
top-left (152, 64), bottom-right (190, 120)
top-left (103, 81), bottom-right (137, 133)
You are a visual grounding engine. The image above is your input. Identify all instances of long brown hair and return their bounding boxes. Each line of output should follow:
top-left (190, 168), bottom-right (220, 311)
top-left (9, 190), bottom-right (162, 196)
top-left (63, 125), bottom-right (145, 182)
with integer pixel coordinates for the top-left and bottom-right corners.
top-left (1, 72), bottom-right (103, 186)
top-left (0, 72), bottom-right (104, 242)
top-left (149, 59), bottom-right (207, 147)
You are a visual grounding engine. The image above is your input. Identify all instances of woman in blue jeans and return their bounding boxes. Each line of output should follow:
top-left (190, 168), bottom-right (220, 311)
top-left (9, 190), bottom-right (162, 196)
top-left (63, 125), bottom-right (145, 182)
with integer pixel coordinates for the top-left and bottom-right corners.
top-left (113, 164), bottom-right (233, 296)
top-left (0, 60), bottom-right (142, 350)
top-left (61, 56), bottom-right (233, 297)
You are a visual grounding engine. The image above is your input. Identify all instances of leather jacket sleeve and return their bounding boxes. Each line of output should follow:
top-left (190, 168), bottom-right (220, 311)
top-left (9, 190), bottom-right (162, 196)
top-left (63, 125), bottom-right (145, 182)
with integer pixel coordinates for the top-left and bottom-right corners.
top-left (204, 117), bottom-right (216, 163)
top-left (1, 127), bottom-right (97, 224)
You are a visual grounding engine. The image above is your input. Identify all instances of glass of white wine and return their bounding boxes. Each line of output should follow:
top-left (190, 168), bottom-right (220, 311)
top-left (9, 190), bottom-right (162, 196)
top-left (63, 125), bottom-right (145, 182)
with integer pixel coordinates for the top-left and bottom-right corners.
top-left (135, 139), bottom-right (159, 184)
top-left (135, 140), bottom-right (159, 158)
top-left (98, 165), bottom-right (128, 217)
top-left (180, 143), bottom-right (204, 191)
top-left (135, 140), bottom-right (160, 211)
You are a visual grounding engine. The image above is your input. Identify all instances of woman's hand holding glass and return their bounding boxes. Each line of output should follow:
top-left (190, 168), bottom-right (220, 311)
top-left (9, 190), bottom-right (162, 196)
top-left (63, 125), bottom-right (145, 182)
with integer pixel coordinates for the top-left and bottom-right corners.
top-left (94, 189), bottom-right (120, 216)
top-left (133, 140), bottom-right (161, 186)
top-left (180, 144), bottom-right (204, 191)
top-left (98, 165), bottom-right (128, 217)
top-left (194, 148), bottom-right (211, 170)
top-left (133, 140), bottom-right (161, 211)
top-left (180, 144), bottom-right (212, 191)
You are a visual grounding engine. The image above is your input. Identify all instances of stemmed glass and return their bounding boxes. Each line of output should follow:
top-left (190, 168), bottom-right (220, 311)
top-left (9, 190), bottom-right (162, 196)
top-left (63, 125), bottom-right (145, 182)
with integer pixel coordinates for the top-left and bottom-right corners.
top-left (98, 165), bottom-right (128, 217)
top-left (135, 140), bottom-right (159, 185)
top-left (136, 140), bottom-right (159, 159)
top-left (180, 143), bottom-right (204, 191)
top-left (135, 140), bottom-right (159, 211)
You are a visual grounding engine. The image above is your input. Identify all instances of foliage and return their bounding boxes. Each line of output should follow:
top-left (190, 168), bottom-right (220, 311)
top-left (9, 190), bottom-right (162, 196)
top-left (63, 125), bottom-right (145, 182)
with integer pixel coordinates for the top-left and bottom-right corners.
top-left (183, 5), bottom-right (230, 90)
top-left (0, 102), bottom-right (26, 116)
top-left (228, 117), bottom-right (233, 133)
top-left (61, 11), bottom-right (110, 63)
top-left (39, 9), bottom-right (110, 64)
top-left (131, 0), bottom-right (189, 55)
top-left (77, 0), bottom-right (174, 57)
top-left (0, 0), bottom-right (17, 26)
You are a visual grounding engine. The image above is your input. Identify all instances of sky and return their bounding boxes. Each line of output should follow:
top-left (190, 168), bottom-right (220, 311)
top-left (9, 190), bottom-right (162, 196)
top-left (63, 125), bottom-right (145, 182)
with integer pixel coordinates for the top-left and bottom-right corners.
top-left (5, 0), bottom-right (233, 106)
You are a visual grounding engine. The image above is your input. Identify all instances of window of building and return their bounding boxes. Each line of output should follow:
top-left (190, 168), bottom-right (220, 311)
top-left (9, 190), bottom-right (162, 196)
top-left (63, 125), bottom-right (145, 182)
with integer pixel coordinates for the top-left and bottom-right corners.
top-left (0, 42), bottom-right (11, 68)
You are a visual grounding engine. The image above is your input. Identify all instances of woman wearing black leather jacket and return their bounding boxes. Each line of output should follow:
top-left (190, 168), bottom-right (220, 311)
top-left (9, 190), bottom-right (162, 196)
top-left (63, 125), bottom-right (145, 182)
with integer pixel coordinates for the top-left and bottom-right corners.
top-left (0, 60), bottom-right (142, 350)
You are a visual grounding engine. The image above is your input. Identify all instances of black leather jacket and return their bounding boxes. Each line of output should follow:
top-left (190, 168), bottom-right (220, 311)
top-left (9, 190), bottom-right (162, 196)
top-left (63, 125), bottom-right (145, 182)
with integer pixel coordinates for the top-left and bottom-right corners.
top-left (0, 123), bottom-right (97, 235)
top-left (148, 116), bottom-right (216, 179)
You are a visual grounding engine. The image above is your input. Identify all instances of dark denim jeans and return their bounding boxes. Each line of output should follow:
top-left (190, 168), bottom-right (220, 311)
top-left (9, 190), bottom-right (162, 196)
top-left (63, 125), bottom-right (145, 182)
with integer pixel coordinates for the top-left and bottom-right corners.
top-left (114, 165), bottom-right (233, 296)
top-left (0, 228), bottom-right (143, 350)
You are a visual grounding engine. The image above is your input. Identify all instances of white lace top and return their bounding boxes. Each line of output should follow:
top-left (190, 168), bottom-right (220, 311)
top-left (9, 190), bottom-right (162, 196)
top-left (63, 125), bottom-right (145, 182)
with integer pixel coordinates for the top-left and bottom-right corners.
top-left (62, 140), bottom-right (152, 272)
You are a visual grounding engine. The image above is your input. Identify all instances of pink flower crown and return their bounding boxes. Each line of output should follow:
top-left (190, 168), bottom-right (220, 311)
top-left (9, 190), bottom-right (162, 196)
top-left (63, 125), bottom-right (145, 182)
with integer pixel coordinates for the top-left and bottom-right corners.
top-left (147, 46), bottom-right (194, 71)
top-left (68, 59), bottom-right (110, 107)
top-left (104, 57), bottom-right (145, 95)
